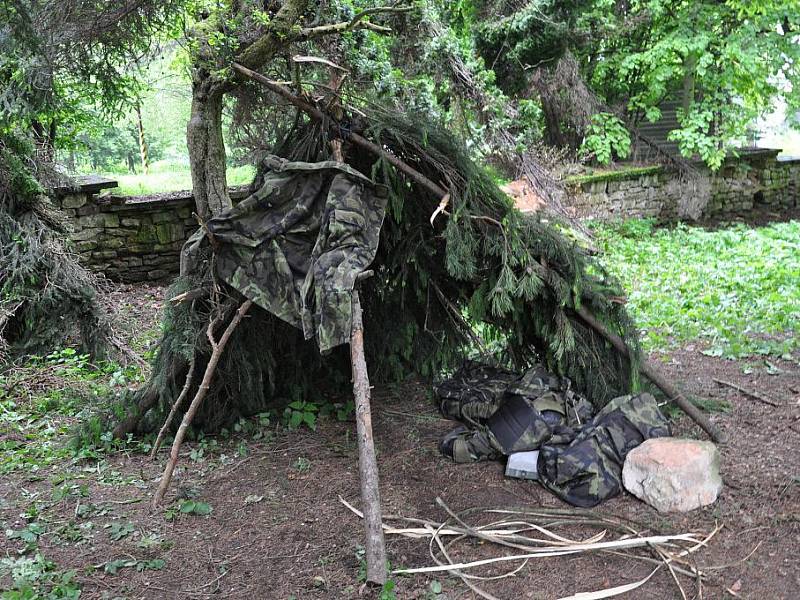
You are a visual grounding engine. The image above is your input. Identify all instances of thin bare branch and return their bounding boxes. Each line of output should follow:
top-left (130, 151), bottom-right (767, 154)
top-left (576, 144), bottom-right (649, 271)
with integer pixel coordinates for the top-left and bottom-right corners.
top-left (298, 4), bottom-right (413, 38)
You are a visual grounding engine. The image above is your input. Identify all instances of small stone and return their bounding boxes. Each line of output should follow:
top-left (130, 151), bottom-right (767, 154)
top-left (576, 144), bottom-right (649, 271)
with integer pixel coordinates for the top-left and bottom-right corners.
top-left (622, 438), bottom-right (722, 512)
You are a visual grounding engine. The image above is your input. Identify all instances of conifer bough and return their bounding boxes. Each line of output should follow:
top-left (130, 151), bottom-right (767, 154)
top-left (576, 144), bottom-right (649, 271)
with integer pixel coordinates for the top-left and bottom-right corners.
top-left (233, 61), bottom-right (726, 445)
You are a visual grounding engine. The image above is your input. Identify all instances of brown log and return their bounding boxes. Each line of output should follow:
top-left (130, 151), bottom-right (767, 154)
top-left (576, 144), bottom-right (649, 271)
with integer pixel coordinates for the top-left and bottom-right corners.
top-left (152, 300), bottom-right (253, 508)
top-left (574, 306), bottom-right (728, 444)
top-left (350, 288), bottom-right (388, 585)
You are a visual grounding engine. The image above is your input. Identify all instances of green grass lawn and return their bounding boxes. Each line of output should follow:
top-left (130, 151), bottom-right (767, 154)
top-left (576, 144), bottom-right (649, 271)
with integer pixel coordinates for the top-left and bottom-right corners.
top-left (595, 219), bottom-right (800, 360)
top-left (99, 163), bottom-right (255, 196)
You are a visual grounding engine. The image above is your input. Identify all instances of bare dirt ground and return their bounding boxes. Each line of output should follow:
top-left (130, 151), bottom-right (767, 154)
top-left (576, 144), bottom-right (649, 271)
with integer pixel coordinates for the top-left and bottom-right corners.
top-left (1, 283), bottom-right (798, 600)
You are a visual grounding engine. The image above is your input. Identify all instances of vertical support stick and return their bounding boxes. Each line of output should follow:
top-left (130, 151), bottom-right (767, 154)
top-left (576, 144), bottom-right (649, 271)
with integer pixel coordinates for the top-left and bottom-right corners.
top-left (350, 289), bottom-right (387, 586)
top-left (152, 300), bottom-right (252, 508)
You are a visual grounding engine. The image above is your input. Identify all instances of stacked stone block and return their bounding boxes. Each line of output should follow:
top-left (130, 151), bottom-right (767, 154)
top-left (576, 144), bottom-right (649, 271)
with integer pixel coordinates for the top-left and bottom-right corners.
top-left (55, 190), bottom-right (197, 283)
top-left (565, 149), bottom-right (799, 222)
top-left (54, 152), bottom-right (799, 283)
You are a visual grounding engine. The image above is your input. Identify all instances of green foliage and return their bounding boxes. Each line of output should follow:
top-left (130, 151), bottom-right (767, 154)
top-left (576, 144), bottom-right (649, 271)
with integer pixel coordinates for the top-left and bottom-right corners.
top-left (177, 499), bottom-right (212, 515)
top-left (0, 554), bottom-right (81, 599)
top-left (283, 401), bottom-right (319, 431)
top-left (580, 113), bottom-right (631, 165)
top-left (103, 557), bottom-right (165, 574)
top-left (106, 521), bottom-right (134, 541)
top-left (584, 0), bottom-right (800, 167)
top-left (0, 133), bottom-right (106, 358)
top-left (473, 1), bottom-right (574, 94)
top-left (0, 0), bottom-right (184, 144)
top-left (595, 219), bottom-right (800, 359)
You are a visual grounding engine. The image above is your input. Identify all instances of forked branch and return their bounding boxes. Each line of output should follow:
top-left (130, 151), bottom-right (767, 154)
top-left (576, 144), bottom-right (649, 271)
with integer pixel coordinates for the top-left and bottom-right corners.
top-left (299, 4), bottom-right (413, 38)
top-left (152, 299), bottom-right (253, 508)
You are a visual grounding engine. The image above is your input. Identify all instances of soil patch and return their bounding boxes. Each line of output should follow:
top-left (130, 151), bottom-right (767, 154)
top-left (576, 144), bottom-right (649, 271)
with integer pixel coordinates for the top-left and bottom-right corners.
top-left (1, 283), bottom-right (798, 599)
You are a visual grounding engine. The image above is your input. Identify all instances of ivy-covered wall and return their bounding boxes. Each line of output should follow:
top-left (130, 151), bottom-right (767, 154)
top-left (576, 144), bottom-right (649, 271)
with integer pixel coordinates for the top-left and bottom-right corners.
top-left (562, 150), bottom-right (800, 221)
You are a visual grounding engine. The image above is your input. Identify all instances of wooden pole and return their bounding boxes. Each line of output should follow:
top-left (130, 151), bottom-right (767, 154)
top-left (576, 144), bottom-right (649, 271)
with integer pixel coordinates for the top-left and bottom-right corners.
top-left (152, 299), bottom-right (253, 508)
top-left (574, 306), bottom-right (728, 444)
top-left (135, 102), bottom-right (150, 174)
top-left (350, 287), bottom-right (388, 585)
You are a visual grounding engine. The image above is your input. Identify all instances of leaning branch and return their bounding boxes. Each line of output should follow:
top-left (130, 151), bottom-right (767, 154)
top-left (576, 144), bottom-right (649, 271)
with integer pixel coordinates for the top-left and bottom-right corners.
top-left (231, 63), bottom-right (447, 199)
top-left (574, 306), bottom-right (728, 444)
top-left (152, 299), bottom-right (253, 508)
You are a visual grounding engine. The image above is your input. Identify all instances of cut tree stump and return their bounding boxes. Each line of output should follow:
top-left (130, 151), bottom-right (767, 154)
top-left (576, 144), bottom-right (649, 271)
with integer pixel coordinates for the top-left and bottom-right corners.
top-left (350, 287), bottom-right (388, 586)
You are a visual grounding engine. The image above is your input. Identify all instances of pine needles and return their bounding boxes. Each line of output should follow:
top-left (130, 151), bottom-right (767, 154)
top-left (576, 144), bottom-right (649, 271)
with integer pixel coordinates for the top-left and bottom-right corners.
top-left (116, 105), bottom-right (643, 435)
top-left (0, 133), bottom-right (106, 361)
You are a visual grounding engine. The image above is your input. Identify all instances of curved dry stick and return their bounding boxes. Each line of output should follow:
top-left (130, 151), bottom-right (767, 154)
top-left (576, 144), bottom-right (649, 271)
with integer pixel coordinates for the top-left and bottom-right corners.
top-left (150, 351), bottom-right (197, 459)
top-left (152, 300), bottom-right (253, 508)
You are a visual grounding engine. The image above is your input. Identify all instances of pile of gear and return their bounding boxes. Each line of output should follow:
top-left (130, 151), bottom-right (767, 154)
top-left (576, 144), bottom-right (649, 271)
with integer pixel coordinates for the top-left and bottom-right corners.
top-left (436, 362), bottom-right (672, 507)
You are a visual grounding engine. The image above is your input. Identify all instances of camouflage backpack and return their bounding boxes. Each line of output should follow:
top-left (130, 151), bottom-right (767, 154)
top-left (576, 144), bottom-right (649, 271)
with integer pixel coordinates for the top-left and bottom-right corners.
top-left (537, 392), bottom-right (671, 507)
top-left (436, 362), bottom-right (594, 463)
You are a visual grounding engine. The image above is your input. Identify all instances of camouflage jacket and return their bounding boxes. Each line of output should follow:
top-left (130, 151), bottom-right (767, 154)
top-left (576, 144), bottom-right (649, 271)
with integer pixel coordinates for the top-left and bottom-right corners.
top-left (181, 156), bottom-right (388, 352)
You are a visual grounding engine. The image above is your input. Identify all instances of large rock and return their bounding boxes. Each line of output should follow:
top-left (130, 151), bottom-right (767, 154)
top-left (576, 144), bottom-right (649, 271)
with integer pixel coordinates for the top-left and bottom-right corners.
top-left (622, 438), bottom-right (722, 512)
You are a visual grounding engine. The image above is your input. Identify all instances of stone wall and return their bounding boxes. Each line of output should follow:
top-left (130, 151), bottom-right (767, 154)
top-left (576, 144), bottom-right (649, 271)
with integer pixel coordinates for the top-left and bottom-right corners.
top-left (562, 149), bottom-right (800, 221)
top-left (56, 149), bottom-right (800, 282)
top-left (55, 186), bottom-right (198, 283)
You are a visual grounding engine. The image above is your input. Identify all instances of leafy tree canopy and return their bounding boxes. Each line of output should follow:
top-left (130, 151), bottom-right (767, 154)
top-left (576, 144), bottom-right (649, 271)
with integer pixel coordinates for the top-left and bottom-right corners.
top-left (0, 0), bottom-right (184, 149)
top-left (464, 0), bottom-right (800, 167)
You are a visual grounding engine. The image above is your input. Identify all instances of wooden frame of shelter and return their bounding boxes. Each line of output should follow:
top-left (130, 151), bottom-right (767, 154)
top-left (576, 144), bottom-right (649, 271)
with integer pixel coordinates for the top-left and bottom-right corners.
top-left (145, 63), bottom-right (726, 588)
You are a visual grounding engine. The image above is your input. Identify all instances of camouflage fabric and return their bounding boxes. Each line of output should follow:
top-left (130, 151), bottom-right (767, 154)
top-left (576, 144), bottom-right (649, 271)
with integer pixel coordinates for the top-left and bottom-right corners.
top-left (437, 362), bottom-right (594, 463)
top-left (436, 362), bottom-right (519, 427)
top-left (181, 156), bottom-right (387, 352)
top-left (537, 392), bottom-right (671, 507)
top-left (436, 364), bottom-right (671, 507)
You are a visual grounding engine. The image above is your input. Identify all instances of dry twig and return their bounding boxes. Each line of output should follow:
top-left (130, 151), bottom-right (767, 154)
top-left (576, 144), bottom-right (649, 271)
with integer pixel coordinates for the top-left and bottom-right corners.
top-left (152, 299), bottom-right (253, 508)
top-left (713, 378), bottom-right (780, 407)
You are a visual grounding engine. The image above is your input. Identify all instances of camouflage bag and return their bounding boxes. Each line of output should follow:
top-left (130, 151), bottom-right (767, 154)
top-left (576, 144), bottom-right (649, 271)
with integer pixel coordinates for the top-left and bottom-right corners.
top-left (437, 362), bottom-right (594, 463)
top-left (181, 155), bottom-right (387, 352)
top-left (436, 362), bottom-right (519, 427)
top-left (537, 392), bottom-right (671, 507)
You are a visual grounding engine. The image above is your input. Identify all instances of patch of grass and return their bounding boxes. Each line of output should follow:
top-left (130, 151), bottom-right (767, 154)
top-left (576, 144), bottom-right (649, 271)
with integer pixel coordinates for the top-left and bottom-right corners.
top-left (100, 161), bottom-right (255, 196)
top-left (0, 347), bottom-right (149, 475)
top-left (0, 554), bottom-right (81, 599)
top-left (595, 219), bottom-right (800, 359)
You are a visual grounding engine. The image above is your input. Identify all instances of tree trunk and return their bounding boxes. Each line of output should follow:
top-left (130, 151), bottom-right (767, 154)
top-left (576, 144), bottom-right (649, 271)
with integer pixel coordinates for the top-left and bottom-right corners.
top-left (187, 75), bottom-right (231, 219)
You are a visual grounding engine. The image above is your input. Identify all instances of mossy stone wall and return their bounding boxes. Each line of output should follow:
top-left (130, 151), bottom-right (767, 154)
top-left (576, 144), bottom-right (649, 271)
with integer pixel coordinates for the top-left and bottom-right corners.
top-left (562, 150), bottom-right (800, 221)
top-left (54, 190), bottom-right (199, 282)
top-left (56, 151), bottom-right (799, 282)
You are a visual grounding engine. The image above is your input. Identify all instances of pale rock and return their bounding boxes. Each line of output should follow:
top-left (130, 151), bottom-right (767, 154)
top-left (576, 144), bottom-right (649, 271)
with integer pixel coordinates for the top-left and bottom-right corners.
top-left (622, 438), bottom-right (722, 512)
